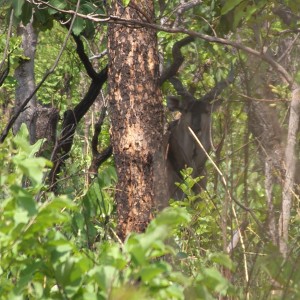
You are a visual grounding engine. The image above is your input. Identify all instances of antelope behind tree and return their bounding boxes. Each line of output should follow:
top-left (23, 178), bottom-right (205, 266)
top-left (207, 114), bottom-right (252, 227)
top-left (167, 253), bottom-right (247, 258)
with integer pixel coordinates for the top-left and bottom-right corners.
top-left (166, 72), bottom-right (234, 200)
top-left (166, 95), bottom-right (212, 199)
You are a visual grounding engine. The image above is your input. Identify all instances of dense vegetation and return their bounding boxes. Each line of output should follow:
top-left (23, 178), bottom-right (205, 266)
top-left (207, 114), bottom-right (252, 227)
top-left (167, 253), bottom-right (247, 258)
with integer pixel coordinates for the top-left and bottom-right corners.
top-left (1, 0), bottom-right (300, 299)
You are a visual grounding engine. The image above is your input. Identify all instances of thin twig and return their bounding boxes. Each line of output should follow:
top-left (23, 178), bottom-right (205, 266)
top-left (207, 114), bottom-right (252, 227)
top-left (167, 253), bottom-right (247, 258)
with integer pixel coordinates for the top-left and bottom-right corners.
top-left (232, 204), bottom-right (249, 293)
top-left (188, 126), bottom-right (263, 228)
top-left (26, 0), bottom-right (293, 85)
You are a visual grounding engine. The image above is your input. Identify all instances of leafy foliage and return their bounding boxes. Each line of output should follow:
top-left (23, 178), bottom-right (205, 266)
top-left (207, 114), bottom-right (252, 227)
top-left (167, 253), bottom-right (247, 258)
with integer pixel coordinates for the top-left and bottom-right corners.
top-left (0, 128), bottom-right (238, 299)
top-left (1, 0), bottom-right (300, 298)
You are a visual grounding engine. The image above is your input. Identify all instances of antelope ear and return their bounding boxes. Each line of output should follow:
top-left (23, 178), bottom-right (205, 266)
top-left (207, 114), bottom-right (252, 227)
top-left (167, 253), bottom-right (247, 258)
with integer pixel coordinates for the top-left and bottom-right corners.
top-left (167, 96), bottom-right (182, 112)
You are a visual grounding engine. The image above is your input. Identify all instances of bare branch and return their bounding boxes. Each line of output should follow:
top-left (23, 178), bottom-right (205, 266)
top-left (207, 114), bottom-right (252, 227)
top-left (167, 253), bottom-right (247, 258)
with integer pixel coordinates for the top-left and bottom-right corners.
top-left (125, 20), bottom-right (292, 86)
top-left (188, 127), bottom-right (264, 229)
top-left (175, 0), bottom-right (202, 14)
top-left (91, 106), bottom-right (107, 156)
top-left (89, 50), bottom-right (108, 60)
top-left (173, 0), bottom-right (202, 27)
top-left (28, 0), bottom-right (109, 22)
top-left (48, 66), bottom-right (107, 189)
top-left (226, 220), bottom-right (249, 254)
top-left (26, 0), bottom-right (293, 85)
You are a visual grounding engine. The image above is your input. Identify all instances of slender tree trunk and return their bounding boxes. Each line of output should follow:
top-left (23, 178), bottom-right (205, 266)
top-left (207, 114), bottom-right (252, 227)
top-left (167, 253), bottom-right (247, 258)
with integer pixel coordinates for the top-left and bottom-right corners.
top-left (244, 58), bottom-right (300, 256)
top-left (247, 98), bottom-right (284, 245)
top-left (108, 1), bottom-right (166, 240)
top-left (13, 22), bottom-right (38, 143)
top-left (279, 87), bottom-right (300, 257)
top-left (243, 50), bottom-right (284, 246)
top-left (13, 21), bottom-right (59, 155)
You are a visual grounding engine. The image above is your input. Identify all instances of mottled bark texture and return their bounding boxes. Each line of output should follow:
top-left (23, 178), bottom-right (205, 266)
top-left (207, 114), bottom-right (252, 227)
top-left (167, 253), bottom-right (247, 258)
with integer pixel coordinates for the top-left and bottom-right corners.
top-left (244, 35), bottom-right (300, 253)
top-left (108, 1), bottom-right (166, 240)
top-left (13, 22), bottom-right (38, 143)
top-left (12, 22), bottom-right (59, 151)
top-left (279, 88), bottom-right (300, 257)
top-left (248, 100), bottom-right (284, 245)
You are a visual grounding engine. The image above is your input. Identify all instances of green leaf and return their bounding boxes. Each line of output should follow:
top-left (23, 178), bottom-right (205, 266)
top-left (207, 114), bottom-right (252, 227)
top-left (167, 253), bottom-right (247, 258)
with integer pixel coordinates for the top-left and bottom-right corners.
top-left (21, 2), bottom-right (32, 25)
top-left (199, 268), bottom-right (230, 293)
top-left (98, 242), bottom-right (127, 270)
top-left (221, 0), bottom-right (243, 15)
top-left (14, 260), bottom-right (43, 294)
top-left (53, 257), bottom-right (83, 298)
top-left (139, 264), bottom-right (167, 282)
top-left (33, 9), bottom-right (54, 31)
top-left (15, 157), bottom-right (47, 184)
top-left (176, 251), bottom-right (188, 259)
top-left (13, 124), bottom-right (41, 157)
top-left (122, 0), bottom-right (131, 7)
top-left (151, 206), bottom-right (191, 228)
top-left (233, 2), bottom-right (254, 29)
top-left (72, 17), bottom-right (85, 36)
top-left (210, 253), bottom-right (236, 271)
top-left (12, 0), bottom-right (25, 18)
top-left (81, 2), bottom-right (97, 14)
top-left (40, 196), bottom-right (76, 213)
top-left (48, 0), bottom-right (67, 14)
top-left (140, 225), bottom-right (169, 249)
top-left (13, 208), bottom-right (29, 225)
top-left (48, 237), bottom-right (74, 256)
top-left (11, 185), bottom-right (38, 216)
top-left (125, 236), bottom-right (146, 265)
top-left (89, 265), bottom-right (119, 291)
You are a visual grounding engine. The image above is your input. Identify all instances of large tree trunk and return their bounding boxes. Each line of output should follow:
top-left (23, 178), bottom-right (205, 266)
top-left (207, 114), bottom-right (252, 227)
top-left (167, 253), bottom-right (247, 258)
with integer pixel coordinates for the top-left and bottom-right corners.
top-left (108, 1), bottom-right (166, 240)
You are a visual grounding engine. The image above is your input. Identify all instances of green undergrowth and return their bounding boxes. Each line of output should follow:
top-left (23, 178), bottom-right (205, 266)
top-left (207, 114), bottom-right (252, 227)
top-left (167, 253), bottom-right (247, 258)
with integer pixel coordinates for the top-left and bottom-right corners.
top-left (2, 126), bottom-right (300, 299)
top-left (0, 126), bottom-right (246, 299)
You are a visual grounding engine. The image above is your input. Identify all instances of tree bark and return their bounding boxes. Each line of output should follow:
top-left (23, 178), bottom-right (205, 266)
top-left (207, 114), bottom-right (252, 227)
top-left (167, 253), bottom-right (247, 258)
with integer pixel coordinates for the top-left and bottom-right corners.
top-left (13, 22), bottom-right (38, 143)
top-left (47, 32), bottom-right (107, 189)
top-left (243, 27), bottom-right (300, 254)
top-left (108, 1), bottom-right (166, 240)
top-left (279, 87), bottom-right (300, 257)
top-left (248, 100), bottom-right (284, 245)
top-left (13, 21), bottom-right (60, 151)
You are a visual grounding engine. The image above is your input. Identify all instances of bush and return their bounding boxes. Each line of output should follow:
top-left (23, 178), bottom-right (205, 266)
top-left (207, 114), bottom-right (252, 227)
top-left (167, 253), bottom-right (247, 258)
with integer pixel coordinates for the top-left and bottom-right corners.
top-left (0, 126), bottom-right (236, 299)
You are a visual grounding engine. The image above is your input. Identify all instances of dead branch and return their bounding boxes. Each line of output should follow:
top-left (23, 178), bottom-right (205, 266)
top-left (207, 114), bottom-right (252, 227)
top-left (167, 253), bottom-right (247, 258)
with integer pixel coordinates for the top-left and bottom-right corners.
top-left (88, 106), bottom-right (112, 182)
